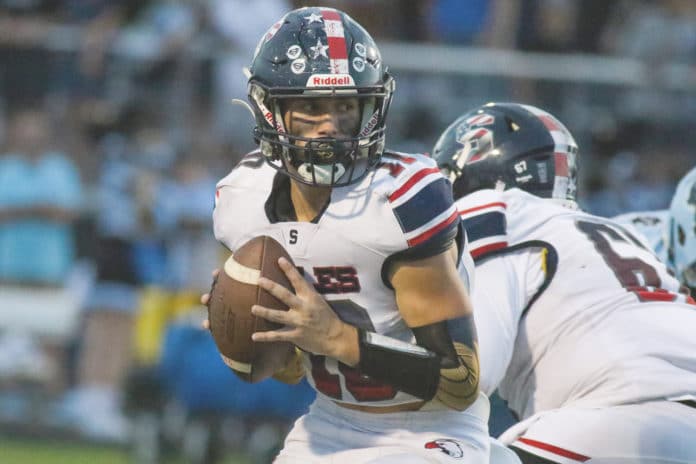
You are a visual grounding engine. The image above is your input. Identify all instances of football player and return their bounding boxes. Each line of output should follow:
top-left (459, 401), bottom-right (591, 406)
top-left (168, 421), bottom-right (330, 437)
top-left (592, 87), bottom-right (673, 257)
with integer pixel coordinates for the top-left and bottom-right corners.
top-left (204, 7), bottom-right (492, 463)
top-left (433, 102), bottom-right (696, 464)
top-left (614, 166), bottom-right (696, 297)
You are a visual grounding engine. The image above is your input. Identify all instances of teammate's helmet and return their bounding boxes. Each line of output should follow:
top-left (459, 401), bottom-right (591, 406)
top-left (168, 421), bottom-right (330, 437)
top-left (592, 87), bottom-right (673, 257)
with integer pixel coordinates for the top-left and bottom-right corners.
top-left (432, 102), bottom-right (579, 201)
top-left (247, 7), bottom-right (394, 187)
top-left (667, 166), bottom-right (696, 293)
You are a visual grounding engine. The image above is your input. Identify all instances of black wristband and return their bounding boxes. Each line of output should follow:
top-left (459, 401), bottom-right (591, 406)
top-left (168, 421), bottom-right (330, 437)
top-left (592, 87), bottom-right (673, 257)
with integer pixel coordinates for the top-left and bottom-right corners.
top-left (357, 328), bottom-right (441, 401)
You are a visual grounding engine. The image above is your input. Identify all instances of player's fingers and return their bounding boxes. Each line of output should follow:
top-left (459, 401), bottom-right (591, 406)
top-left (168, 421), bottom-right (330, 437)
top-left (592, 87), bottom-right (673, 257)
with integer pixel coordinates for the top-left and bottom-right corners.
top-left (278, 257), bottom-right (311, 293)
top-left (202, 269), bottom-right (220, 306)
top-left (257, 276), bottom-right (303, 307)
top-left (252, 326), bottom-right (297, 343)
top-left (251, 305), bottom-right (295, 326)
top-left (202, 319), bottom-right (210, 330)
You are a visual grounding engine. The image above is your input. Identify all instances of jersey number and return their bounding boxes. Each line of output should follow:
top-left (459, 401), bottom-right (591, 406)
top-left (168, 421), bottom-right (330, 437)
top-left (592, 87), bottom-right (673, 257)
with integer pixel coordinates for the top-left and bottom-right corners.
top-left (309, 300), bottom-right (397, 402)
top-left (576, 220), bottom-right (683, 303)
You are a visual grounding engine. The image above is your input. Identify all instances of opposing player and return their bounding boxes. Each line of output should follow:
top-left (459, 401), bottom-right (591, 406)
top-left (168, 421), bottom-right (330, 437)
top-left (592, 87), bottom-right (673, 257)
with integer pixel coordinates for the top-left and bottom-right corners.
top-left (433, 102), bottom-right (696, 463)
top-left (207, 7), bottom-right (491, 463)
top-left (614, 166), bottom-right (696, 296)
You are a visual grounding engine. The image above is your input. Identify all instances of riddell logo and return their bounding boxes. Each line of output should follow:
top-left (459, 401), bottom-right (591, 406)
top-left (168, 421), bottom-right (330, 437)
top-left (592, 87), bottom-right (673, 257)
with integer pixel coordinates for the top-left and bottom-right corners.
top-left (307, 74), bottom-right (355, 87)
top-left (358, 110), bottom-right (379, 137)
top-left (262, 109), bottom-right (284, 133)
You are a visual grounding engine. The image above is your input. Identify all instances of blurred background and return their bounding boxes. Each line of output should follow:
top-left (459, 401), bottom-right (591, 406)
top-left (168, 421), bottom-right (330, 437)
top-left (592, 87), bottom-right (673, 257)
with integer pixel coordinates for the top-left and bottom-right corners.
top-left (0, 0), bottom-right (694, 463)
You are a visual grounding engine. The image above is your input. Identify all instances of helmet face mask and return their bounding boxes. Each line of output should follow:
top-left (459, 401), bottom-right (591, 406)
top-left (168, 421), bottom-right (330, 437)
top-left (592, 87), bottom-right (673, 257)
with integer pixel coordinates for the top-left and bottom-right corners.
top-left (433, 103), bottom-right (579, 202)
top-left (667, 166), bottom-right (696, 293)
top-left (247, 7), bottom-right (394, 187)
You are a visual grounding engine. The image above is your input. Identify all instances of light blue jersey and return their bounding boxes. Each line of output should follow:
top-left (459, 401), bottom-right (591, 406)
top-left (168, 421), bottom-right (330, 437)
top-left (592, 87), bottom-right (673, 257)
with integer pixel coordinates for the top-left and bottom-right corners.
top-left (0, 152), bottom-right (81, 284)
top-left (613, 210), bottom-right (669, 265)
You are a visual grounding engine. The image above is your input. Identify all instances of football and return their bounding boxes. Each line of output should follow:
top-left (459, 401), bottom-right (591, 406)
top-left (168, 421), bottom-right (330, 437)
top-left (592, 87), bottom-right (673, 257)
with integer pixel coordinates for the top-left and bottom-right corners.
top-left (208, 235), bottom-right (295, 383)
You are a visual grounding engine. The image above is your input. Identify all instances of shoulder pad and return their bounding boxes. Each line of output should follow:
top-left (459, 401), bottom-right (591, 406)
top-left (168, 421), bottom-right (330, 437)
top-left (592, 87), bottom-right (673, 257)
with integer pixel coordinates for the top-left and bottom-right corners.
top-left (216, 150), bottom-right (274, 191)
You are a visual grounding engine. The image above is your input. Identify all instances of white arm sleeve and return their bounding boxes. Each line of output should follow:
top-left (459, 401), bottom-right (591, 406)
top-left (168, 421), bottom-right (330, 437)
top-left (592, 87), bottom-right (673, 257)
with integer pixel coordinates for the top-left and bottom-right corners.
top-left (473, 248), bottom-right (546, 395)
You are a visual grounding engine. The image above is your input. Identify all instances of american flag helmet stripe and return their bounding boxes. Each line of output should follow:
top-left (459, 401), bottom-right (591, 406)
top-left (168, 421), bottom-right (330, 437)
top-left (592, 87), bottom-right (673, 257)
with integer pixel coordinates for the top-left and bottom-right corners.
top-left (321, 9), bottom-right (349, 74)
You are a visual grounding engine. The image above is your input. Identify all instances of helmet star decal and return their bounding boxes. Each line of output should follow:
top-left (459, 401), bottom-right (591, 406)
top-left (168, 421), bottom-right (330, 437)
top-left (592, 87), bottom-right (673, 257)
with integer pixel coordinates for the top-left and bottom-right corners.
top-left (310, 38), bottom-right (329, 59)
top-left (304, 12), bottom-right (323, 24)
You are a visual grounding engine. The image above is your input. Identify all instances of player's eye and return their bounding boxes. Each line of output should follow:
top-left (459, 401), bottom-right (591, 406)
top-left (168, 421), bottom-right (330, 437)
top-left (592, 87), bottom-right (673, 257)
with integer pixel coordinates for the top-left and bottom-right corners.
top-left (296, 101), bottom-right (317, 113)
top-left (337, 101), bottom-right (354, 112)
top-left (286, 100), bottom-right (317, 115)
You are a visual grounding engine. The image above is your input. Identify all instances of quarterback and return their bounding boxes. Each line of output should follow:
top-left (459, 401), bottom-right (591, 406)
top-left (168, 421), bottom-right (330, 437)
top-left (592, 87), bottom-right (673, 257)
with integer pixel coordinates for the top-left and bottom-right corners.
top-left (207, 7), bottom-right (491, 463)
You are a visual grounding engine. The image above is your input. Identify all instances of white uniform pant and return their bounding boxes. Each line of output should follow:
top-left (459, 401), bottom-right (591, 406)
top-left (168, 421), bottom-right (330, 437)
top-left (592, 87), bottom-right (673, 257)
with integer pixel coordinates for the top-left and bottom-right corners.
top-left (275, 393), bottom-right (491, 463)
top-left (500, 400), bottom-right (696, 464)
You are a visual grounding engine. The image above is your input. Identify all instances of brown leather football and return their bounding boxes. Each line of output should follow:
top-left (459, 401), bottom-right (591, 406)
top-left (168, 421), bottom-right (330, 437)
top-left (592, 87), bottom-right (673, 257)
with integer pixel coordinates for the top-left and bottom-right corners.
top-left (208, 235), bottom-right (295, 383)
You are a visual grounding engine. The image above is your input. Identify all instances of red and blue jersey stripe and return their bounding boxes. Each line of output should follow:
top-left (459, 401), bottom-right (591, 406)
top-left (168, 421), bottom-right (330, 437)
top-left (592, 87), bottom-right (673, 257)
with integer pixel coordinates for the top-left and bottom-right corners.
top-left (458, 201), bottom-right (508, 259)
top-left (388, 164), bottom-right (459, 248)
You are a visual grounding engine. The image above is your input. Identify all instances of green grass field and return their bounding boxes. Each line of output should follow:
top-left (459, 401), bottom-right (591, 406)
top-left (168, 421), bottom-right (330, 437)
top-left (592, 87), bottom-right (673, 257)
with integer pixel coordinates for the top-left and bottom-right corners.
top-left (2, 438), bottom-right (251, 464)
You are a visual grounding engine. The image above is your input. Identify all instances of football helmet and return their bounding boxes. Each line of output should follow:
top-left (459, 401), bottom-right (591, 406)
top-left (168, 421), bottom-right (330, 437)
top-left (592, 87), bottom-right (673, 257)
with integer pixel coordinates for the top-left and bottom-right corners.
top-left (667, 166), bottom-right (696, 293)
top-left (247, 7), bottom-right (394, 187)
top-left (432, 102), bottom-right (578, 201)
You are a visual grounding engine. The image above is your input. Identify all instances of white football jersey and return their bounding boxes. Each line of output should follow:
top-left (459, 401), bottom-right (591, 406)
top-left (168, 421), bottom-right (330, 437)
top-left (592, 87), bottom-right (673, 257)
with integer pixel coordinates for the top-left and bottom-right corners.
top-left (613, 210), bottom-right (669, 264)
top-left (457, 188), bottom-right (696, 420)
top-left (214, 151), bottom-right (471, 408)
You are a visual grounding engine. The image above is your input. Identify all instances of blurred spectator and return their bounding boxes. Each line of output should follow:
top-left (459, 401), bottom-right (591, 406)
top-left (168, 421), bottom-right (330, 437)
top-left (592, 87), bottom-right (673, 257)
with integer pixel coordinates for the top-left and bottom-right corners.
top-left (0, 106), bottom-right (83, 422)
top-left (110, 0), bottom-right (202, 144)
top-left (0, 107), bottom-right (81, 285)
top-left (207, 0), bottom-right (290, 152)
top-left (61, 109), bottom-right (177, 443)
top-left (316, 0), bottom-right (432, 41)
top-left (573, 0), bottom-right (616, 53)
top-left (49, 0), bottom-right (135, 134)
top-left (58, 131), bottom-right (139, 443)
top-left (0, 1), bottom-right (59, 104)
top-left (428, 0), bottom-right (490, 44)
top-left (599, 0), bottom-right (696, 124)
top-left (133, 149), bottom-right (219, 367)
top-left (516, 0), bottom-right (578, 52)
top-left (157, 152), bottom-right (218, 293)
top-left (602, 0), bottom-right (696, 63)
top-left (482, 0), bottom-right (522, 49)
top-left (583, 143), bottom-right (692, 217)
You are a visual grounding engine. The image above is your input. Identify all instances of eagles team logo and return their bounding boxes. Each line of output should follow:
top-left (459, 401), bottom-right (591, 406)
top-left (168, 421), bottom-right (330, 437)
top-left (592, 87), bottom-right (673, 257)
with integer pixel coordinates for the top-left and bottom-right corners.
top-left (453, 123), bottom-right (494, 166)
top-left (286, 45), bottom-right (302, 60)
top-left (352, 56), bottom-right (365, 72)
top-left (424, 438), bottom-right (466, 458)
top-left (291, 59), bottom-right (306, 74)
top-left (464, 113), bottom-right (495, 127)
top-left (354, 42), bottom-right (367, 57)
top-left (451, 112), bottom-right (496, 167)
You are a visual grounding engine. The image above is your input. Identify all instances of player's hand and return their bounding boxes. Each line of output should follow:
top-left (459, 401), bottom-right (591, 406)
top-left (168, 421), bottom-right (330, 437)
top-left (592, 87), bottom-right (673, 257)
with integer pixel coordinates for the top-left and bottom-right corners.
top-left (251, 257), bottom-right (359, 366)
top-left (200, 268), bottom-right (220, 331)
